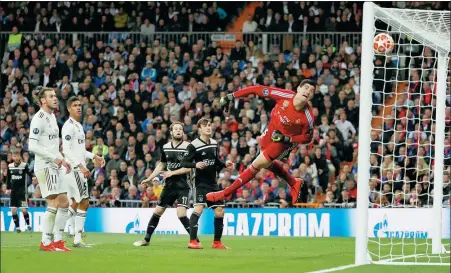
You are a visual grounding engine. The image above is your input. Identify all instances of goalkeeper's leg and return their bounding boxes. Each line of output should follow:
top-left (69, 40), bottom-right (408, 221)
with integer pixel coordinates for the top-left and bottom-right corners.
top-left (268, 160), bottom-right (298, 187)
top-left (206, 150), bottom-right (272, 202)
top-left (207, 141), bottom-right (302, 204)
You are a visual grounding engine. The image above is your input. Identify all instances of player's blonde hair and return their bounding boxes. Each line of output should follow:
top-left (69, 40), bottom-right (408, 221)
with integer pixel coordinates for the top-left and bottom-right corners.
top-left (33, 86), bottom-right (55, 107)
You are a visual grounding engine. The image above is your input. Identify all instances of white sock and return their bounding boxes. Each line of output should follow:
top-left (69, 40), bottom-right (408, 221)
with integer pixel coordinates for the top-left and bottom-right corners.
top-left (74, 210), bottom-right (87, 244)
top-left (54, 208), bottom-right (69, 242)
top-left (41, 207), bottom-right (57, 246)
top-left (68, 207), bottom-right (76, 235)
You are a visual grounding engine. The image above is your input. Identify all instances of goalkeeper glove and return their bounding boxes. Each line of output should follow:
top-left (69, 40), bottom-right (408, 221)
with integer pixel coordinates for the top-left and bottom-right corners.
top-left (271, 130), bottom-right (291, 143)
top-left (219, 93), bottom-right (234, 111)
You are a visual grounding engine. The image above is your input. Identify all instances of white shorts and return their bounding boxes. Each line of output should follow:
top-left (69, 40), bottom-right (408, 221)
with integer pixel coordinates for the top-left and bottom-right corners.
top-left (35, 167), bottom-right (68, 198)
top-left (66, 169), bottom-right (89, 203)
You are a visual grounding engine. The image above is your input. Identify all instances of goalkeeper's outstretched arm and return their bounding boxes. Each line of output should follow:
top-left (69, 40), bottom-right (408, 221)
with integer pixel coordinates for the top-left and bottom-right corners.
top-left (232, 86), bottom-right (295, 101)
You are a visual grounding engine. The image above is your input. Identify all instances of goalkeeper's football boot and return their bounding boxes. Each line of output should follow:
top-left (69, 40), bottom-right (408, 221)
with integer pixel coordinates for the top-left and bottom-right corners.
top-left (212, 241), bottom-right (230, 249)
top-left (206, 190), bottom-right (225, 202)
top-left (53, 240), bottom-right (72, 252)
top-left (73, 240), bottom-right (92, 248)
top-left (133, 240), bottom-right (150, 247)
top-left (289, 178), bottom-right (303, 205)
top-left (188, 240), bottom-right (203, 249)
top-left (16, 228), bottom-right (21, 233)
top-left (39, 242), bottom-right (57, 252)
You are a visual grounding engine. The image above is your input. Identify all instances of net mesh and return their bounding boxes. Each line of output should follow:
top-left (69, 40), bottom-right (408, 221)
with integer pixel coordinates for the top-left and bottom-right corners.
top-left (374, 7), bottom-right (450, 53)
top-left (366, 7), bottom-right (451, 265)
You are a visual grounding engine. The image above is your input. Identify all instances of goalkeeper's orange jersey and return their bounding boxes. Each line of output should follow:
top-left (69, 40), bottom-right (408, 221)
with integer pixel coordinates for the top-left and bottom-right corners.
top-left (232, 86), bottom-right (314, 144)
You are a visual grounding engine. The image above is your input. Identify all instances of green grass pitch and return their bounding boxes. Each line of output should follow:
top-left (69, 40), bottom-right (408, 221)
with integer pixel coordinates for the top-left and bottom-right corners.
top-left (1, 232), bottom-right (449, 273)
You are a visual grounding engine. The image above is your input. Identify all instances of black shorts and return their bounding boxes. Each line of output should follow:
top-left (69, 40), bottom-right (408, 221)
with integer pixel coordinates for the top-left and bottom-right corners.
top-left (157, 188), bottom-right (190, 208)
top-left (10, 193), bottom-right (27, 208)
top-left (193, 186), bottom-right (225, 209)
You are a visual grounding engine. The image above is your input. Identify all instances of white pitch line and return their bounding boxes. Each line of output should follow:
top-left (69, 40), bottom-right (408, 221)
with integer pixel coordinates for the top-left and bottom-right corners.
top-left (305, 264), bottom-right (361, 273)
top-left (1, 244), bottom-right (36, 248)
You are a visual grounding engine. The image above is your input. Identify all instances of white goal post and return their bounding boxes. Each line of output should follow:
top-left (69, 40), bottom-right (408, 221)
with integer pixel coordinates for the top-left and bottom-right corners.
top-left (355, 2), bottom-right (450, 267)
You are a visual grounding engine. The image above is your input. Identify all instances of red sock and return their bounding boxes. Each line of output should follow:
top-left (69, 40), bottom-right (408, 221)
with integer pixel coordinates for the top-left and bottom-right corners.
top-left (224, 165), bottom-right (259, 196)
top-left (269, 161), bottom-right (297, 187)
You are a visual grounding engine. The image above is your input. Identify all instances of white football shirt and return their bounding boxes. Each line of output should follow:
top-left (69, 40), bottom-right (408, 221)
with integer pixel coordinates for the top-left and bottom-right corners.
top-left (61, 117), bottom-right (94, 168)
top-left (29, 109), bottom-right (63, 171)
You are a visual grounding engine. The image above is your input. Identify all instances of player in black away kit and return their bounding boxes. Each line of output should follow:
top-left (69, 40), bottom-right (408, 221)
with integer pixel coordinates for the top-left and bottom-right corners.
top-left (181, 118), bottom-right (234, 249)
top-left (133, 122), bottom-right (198, 246)
top-left (7, 151), bottom-right (33, 232)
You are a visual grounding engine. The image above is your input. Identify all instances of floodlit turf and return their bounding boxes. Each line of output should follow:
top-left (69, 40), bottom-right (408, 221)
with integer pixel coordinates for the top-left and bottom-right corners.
top-left (1, 232), bottom-right (449, 273)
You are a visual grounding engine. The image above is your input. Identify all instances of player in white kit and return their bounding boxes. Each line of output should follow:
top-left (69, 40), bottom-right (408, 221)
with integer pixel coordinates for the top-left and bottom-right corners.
top-left (28, 87), bottom-right (72, 252)
top-left (62, 96), bottom-right (105, 247)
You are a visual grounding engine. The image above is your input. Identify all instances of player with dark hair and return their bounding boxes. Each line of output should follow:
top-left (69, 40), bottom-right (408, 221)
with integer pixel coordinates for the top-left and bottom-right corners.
top-left (7, 151), bottom-right (33, 233)
top-left (206, 80), bottom-right (315, 205)
top-left (133, 122), bottom-right (198, 246)
top-left (62, 96), bottom-right (105, 248)
top-left (181, 118), bottom-right (235, 249)
top-left (29, 86), bottom-right (71, 252)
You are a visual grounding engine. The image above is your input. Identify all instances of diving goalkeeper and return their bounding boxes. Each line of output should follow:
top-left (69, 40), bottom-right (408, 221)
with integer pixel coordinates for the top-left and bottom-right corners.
top-left (206, 80), bottom-right (315, 204)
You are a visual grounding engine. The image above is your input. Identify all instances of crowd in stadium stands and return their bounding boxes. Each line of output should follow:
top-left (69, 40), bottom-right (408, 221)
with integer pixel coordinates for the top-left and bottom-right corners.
top-left (0, 1), bottom-right (450, 209)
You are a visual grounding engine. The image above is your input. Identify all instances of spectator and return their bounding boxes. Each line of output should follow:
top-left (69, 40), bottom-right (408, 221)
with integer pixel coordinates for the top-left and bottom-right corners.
top-left (242, 15), bottom-right (258, 43)
top-left (235, 188), bottom-right (255, 206)
top-left (230, 41), bottom-right (246, 61)
top-left (337, 189), bottom-right (356, 205)
top-left (141, 18), bottom-right (156, 41)
top-left (255, 183), bottom-right (274, 206)
top-left (141, 61), bottom-right (157, 82)
top-left (323, 190), bottom-right (337, 206)
top-left (151, 178), bottom-right (163, 197)
top-left (7, 26), bottom-right (23, 52)
top-left (114, 7), bottom-right (128, 31)
top-left (273, 188), bottom-right (292, 208)
top-left (27, 176), bottom-right (39, 198)
top-left (313, 147), bottom-right (329, 192)
top-left (142, 186), bottom-right (158, 203)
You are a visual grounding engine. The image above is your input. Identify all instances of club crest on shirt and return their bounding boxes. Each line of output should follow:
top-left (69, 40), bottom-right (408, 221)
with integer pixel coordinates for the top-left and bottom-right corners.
top-left (19, 170), bottom-right (23, 175)
top-left (296, 119), bottom-right (301, 124)
top-left (65, 135), bottom-right (71, 141)
top-left (262, 88), bottom-right (269, 96)
top-left (177, 153), bottom-right (184, 160)
top-left (33, 128), bottom-right (39, 134)
top-left (282, 100), bottom-right (289, 110)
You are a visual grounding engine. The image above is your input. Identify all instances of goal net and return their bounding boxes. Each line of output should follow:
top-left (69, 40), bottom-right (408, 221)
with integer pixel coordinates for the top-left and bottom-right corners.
top-left (356, 3), bottom-right (450, 266)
